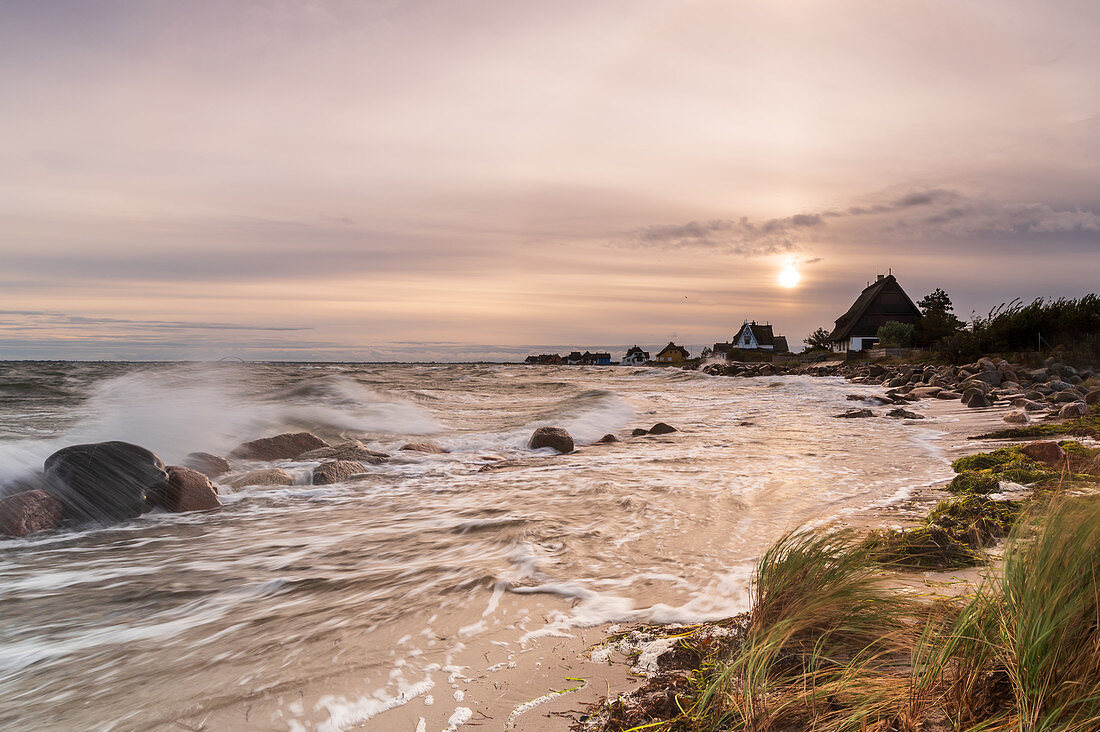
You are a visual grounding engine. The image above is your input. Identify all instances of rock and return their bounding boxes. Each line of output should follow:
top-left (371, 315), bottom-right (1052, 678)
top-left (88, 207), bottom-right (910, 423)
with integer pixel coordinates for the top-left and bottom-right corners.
top-left (43, 441), bottom-right (168, 524)
top-left (1020, 441), bottom-right (1066, 466)
top-left (0, 490), bottom-right (63, 537)
top-left (936, 390), bottom-right (963, 400)
top-left (962, 389), bottom-right (991, 408)
top-left (225, 468), bottom-right (293, 489)
top-left (886, 376), bottom-right (908, 388)
top-left (299, 440), bottom-right (389, 464)
top-left (229, 432), bottom-right (329, 461)
top-left (1059, 402), bottom-right (1089, 418)
top-left (908, 386), bottom-right (943, 399)
top-left (968, 367), bottom-right (1003, 385)
top-left (1047, 380), bottom-right (1074, 392)
top-left (1086, 390), bottom-right (1100, 406)
top-left (182, 452), bottom-right (232, 479)
top-left (887, 408), bottom-right (924, 419)
top-left (312, 460), bottom-right (366, 485)
top-left (959, 379), bottom-right (994, 394)
top-left (835, 409), bottom-right (875, 418)
top-left (1003, 410), bottom-right (1029, 424)
top-left (399, 441), bottom-right (447, 454)
top-left (1053, 390), bottom-right (1082, 403)
top-left (648, 422), bottom-right (678, 435)
top-left (528, 426), bottom-right (574, 453)
top-left (596, 434), bottom-right (619, 443)
top-left (631, 428), bottom-right (649, 437)
top-left (149, 466), bottom-right (221, 512)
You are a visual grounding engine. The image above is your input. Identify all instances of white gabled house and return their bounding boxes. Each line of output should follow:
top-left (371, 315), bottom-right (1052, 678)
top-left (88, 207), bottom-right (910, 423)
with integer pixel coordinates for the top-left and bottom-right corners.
top-left (621, 346), bottom-right (649, 365)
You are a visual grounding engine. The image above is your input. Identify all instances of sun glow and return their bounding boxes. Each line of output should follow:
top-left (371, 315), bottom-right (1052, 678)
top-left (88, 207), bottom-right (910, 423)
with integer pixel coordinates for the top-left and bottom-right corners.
top-left (778, 265), bottom-right (801, 288)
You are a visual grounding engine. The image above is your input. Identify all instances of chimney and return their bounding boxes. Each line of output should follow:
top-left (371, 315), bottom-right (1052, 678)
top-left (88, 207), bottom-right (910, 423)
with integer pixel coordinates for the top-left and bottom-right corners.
top-left (877, 274), bottom-right (885, 281)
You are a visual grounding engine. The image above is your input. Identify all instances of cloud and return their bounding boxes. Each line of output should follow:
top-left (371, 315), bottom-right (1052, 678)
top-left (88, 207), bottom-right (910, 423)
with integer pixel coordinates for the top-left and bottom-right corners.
top-left (633, 213), bottom-right (823, 254)
top-left (0, 310), bottom-right (312, 333)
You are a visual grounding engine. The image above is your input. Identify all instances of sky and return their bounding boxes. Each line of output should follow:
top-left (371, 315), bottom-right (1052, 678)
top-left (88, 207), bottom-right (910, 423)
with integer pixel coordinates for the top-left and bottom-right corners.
top-left (1, 0), bottom-right (1098, 361)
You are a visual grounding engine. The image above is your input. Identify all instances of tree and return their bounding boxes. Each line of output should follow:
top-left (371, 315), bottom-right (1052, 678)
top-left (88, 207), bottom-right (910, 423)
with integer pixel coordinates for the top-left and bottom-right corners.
top-left (700, 346), bottom-right (713, 359)
top-left (918, 288), bottom-right (955, 316)
top-left (876, 321), bottom-right (915, 348)
top-left (915, 288), bottom-right (964, 346)
top-left (804, 327), bottom-right (832, 350)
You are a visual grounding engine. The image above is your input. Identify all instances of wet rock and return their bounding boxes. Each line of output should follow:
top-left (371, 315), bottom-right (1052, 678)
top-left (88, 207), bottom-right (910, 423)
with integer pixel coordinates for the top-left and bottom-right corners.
top-left (399, 441), bottom-right (447, 454)
top-left (835, 408), bottom-right (875, 418)
top-left (149, 466), bottom-right (221, 512)
top-left (312, 460), bottom-right (366, 485)
top-left (1059, 401), bottom-right (1089, 418)
top-left (299, 440), bottom-right (389, 464)
top-left (936, 390), bottom-right (963, 400)
top-left (886, 408), bottom-right (924, 419)
top-left (528, 426), bottom-right (574, 453)
top-left (1003, 410), bottom-right (1029, 424)
top-left (229, 432), bottom-right (329, 461)
top-left (0, 490), bottom-right (62, 538)
top-left (43, 441), bottom-right (168, 524)
top-left (963, 389), bottom-right (991, 408)
top-left (648, 422), bottom-right (678, 435)
top-left (631, 428), bottom-right (649, 437)
top-left (596, 434), bottom-right (620, 443)
top-left (182, 452), bottom-right (232, 479)
top-left (226, 468), bottom-right (293, 489)
top-left (1020, 441), bottom-right (1066, 466)
top-left (908, 386), bottom-right (942, 399)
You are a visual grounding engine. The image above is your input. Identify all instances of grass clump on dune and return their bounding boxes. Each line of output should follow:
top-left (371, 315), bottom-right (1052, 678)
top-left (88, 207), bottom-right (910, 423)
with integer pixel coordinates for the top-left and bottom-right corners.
top-left (931, 498), bottom-right (1100, 730)
top-left (695, 530), bottom-right (922, 731)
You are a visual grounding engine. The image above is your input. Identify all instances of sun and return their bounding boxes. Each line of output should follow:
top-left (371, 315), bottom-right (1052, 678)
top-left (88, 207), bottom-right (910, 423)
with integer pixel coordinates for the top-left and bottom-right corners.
top-left (778, 265), bottom-right (801, 288)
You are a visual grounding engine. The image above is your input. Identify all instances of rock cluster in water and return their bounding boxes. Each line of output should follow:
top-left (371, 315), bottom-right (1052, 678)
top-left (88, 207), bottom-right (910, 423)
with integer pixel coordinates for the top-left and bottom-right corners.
top-left (0, 430), bottom-right (398, 539)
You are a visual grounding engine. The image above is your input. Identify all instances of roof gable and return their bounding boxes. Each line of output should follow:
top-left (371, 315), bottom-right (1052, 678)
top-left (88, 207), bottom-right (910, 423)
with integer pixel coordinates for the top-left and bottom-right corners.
top-left (828, 275), bottom-right (921, 341)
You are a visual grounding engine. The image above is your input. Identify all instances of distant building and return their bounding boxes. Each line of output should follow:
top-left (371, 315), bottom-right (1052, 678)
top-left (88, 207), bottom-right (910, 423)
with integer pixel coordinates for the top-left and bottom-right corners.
top-left (713, 321), bottom-right (790, 357)
top-left (621, 346), bottom-right (649, 365)
top-left (524, 353), bottom-right (563, 365)
top-left (654, 342), bottom-right (690, 364)
top-left (827, 273), bottom-right (921, 352)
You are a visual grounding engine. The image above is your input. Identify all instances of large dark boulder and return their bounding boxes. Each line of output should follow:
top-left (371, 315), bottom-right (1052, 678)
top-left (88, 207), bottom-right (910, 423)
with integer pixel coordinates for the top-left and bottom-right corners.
top-left (148, 466), bottom-right (221, 513)
top-left (229, 432), bottom-right (329, 461)
top-left (44, 441), bottom-right (168, 524)
top-left (0, 490), bottom-right (62, 537)
top-left (528, 426), bottom-right (574, 453)
top-left (648, 422), bottom-right (678, 435)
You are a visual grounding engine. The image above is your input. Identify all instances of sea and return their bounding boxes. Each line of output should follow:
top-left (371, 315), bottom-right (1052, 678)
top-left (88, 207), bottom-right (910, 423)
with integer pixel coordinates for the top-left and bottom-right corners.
top-left (0, 361), bottom-right (972, 730)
